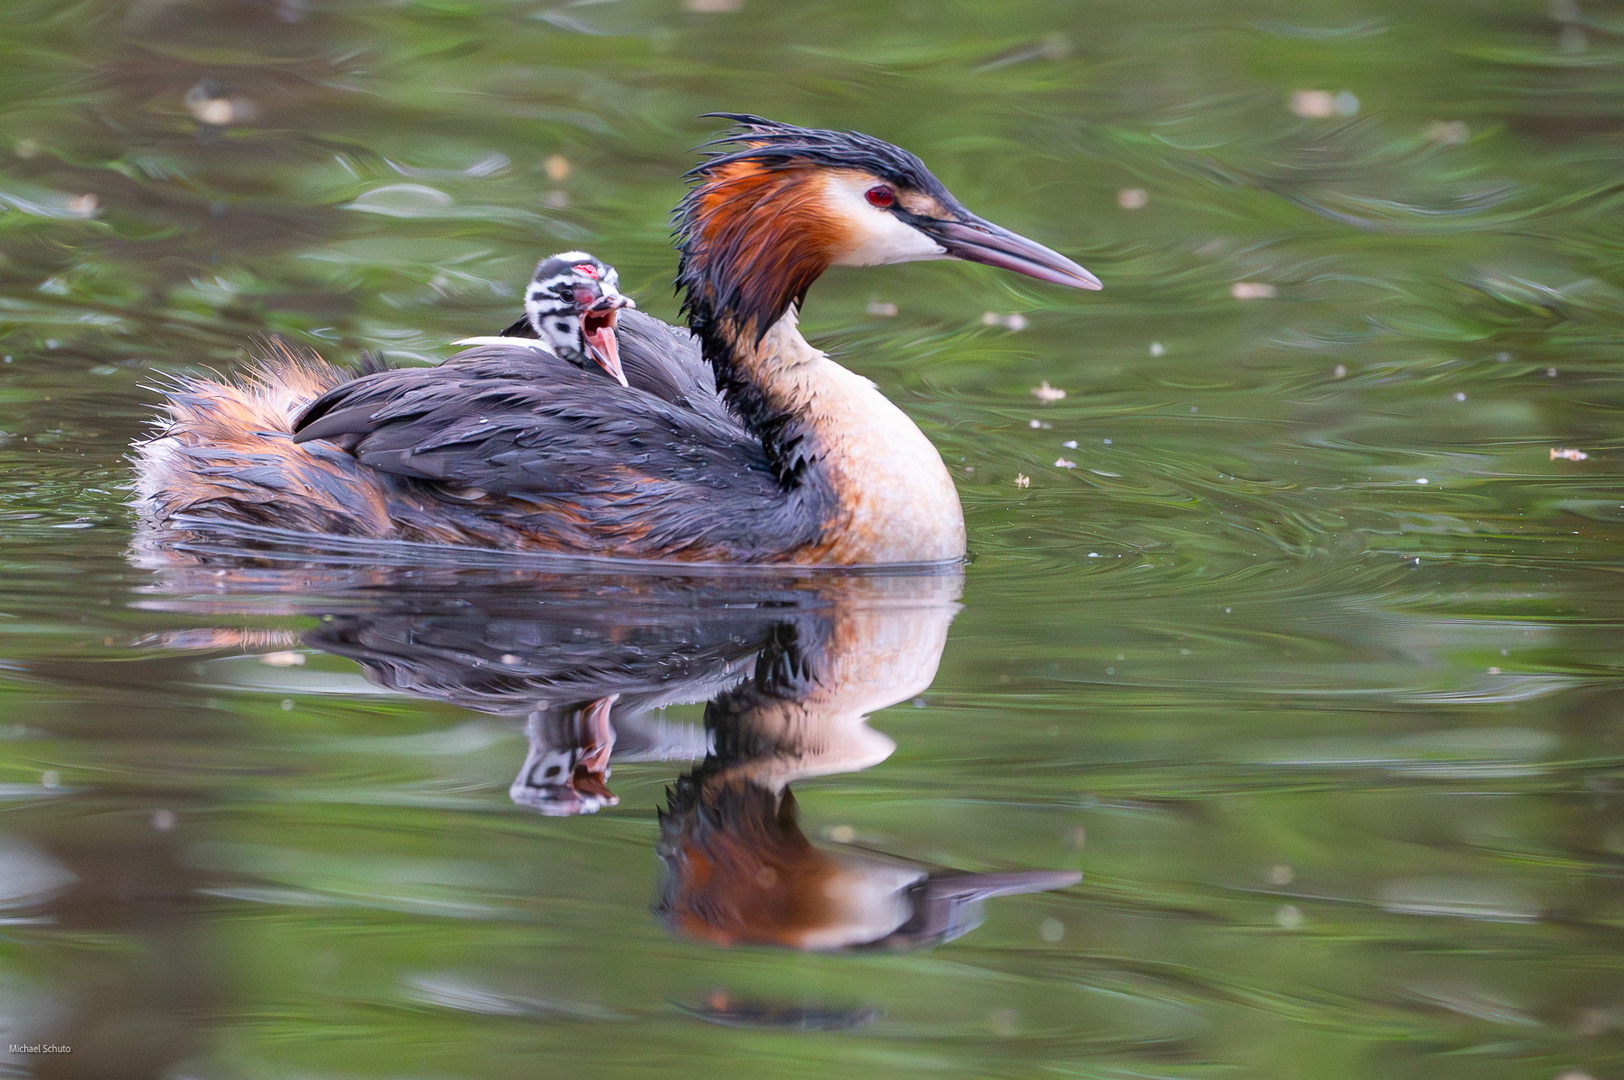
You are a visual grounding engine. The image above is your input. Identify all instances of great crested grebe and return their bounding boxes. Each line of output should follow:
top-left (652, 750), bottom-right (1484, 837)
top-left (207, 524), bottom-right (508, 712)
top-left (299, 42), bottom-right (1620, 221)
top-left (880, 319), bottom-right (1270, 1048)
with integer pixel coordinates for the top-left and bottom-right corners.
top-left (134, 115), bottom-right (1100, 565)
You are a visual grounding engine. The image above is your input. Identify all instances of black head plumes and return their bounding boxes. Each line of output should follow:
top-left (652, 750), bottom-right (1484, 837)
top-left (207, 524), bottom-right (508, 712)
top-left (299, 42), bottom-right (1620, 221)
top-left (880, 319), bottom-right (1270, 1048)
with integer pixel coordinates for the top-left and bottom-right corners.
top-left (686, 113), bottom-right (960, 209)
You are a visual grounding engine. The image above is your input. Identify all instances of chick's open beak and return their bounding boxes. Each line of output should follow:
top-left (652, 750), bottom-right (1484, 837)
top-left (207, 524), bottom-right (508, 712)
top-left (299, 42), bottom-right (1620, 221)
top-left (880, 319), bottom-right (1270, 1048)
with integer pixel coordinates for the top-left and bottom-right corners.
top-left (581, 294), bottom-right (632, 387)
top-left (922, 213), bottom-right (1102, 291)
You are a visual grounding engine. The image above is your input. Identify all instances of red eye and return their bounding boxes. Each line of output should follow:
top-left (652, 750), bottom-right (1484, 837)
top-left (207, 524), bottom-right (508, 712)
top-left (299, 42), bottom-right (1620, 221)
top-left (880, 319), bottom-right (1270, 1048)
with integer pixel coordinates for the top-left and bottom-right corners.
top-left (864, 185), bottom-right (895, 208)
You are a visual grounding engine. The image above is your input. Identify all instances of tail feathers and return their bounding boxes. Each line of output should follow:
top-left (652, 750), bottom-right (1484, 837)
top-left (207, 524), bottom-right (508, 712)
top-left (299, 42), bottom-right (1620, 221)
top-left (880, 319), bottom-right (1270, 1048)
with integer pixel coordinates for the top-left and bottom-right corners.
top-left (131, 339), bottom-right (399, 536)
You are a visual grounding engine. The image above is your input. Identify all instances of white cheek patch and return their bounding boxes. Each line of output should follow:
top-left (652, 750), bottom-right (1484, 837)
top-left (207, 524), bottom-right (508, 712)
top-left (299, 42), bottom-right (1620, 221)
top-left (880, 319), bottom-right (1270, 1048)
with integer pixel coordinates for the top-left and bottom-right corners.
top-left (821, 173), bottom-right (947, 267)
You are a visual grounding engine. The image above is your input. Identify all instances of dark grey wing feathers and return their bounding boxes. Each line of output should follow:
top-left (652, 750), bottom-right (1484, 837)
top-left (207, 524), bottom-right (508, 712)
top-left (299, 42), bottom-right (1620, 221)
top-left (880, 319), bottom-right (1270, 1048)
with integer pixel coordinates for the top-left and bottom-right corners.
top-left (614, 309), bottom-right (733, 423)
top-left (288, 325), bottom-right (827, 558)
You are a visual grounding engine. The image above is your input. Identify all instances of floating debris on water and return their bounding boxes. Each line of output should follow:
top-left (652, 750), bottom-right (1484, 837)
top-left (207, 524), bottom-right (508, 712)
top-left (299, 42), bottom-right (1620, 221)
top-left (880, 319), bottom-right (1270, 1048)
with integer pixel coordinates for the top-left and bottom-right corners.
top-left (976, 32), bottom-right (1073, 71)
top-left (542, 190), bottom-right (568, 209)
top-left (866, 301), bottom-right (898, 317)
top-left (544, 154), bottom-right (571, 180)
top-left (67, 193), bottom-right (98, 217)
top-left (1232, 282), bottom-right (1278, 299)
top-left (1416, 478), bottom-right (1429, 484)
top-left (1149, 342), bottom-right (1164, 357)
top-left (983, 311), bottom-right (1029, 331)
top-left (1334, 364), bottom-right (1347, 378)
top-left (1054, 457), bottom-right (1076, 469)
top-left (1290, 89), bottom-right (1358, 117)
top-left (1117, 188), bottom-right (1148, 209)
top-left (1454, 392), bottom-right (1466, 401)
top-left (1031, 380), bottom-right (1066, 402)
top-left (1292, 90), bottom-right (1335, 117)
top-left (1014, 474), bottom-right (1030, 488)
top-left (185, 79), bottom-right (258, 127)
top-left (1062, 440), bottom-right (1078, 449)
top-left (1426, 120), bottom-right (1470, 144)
top-left (1547, 367), bottom-right (1558, 377)
top-left (1029, 419), bottom-right (1051, 429)
top-left (1550, 448), bottom-right (1589, 461)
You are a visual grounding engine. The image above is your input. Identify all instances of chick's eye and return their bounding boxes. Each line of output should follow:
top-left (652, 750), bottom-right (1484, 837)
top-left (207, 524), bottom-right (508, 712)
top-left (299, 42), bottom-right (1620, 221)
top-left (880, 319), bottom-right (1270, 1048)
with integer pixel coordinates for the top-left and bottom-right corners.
top-left (864, 185), bottom-right (895, 208)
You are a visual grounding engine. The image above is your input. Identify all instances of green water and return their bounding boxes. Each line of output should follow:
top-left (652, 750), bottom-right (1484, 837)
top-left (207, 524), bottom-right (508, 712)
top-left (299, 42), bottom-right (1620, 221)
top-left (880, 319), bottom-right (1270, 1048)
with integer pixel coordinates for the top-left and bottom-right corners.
top-left (3, 0), bottom-right (1623, 1077)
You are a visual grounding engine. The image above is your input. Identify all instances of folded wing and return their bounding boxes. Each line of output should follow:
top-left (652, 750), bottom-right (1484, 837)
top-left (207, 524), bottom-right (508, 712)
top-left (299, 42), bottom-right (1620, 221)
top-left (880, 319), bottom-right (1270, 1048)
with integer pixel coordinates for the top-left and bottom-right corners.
top-left (291, 340), bottom-right (827, 560)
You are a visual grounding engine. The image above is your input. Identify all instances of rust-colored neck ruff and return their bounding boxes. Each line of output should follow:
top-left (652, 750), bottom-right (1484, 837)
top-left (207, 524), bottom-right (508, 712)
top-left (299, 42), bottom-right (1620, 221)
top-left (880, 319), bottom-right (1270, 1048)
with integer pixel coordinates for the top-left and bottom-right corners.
top-left (678, 160), bottom-right (836, 342)
top-left (676, 161), bottom-right (841, 476)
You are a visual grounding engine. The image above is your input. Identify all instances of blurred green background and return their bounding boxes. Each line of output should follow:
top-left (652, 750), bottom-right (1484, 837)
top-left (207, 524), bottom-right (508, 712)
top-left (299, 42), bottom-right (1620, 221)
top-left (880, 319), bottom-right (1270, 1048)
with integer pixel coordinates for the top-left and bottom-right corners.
top-left (1, 0), bottom-right (1623, 1077)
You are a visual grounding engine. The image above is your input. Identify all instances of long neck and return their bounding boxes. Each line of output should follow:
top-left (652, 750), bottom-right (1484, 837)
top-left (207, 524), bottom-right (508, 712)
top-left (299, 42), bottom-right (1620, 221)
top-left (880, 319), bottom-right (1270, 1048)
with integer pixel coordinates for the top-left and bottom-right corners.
top-left (675, 169), bottom-right (965, 564)
top-left (676, 164), bottom-right (835, 477)
top-left (701, 303), bottom-right (967, 564)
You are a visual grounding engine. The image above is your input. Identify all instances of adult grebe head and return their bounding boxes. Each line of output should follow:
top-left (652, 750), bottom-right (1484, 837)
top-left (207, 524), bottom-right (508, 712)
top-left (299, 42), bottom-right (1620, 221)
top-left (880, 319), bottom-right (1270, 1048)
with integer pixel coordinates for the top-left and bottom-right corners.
top-left (675, 114), bottom-right (1101, 346)
top-left (456, 251), bottom-right (636, 385)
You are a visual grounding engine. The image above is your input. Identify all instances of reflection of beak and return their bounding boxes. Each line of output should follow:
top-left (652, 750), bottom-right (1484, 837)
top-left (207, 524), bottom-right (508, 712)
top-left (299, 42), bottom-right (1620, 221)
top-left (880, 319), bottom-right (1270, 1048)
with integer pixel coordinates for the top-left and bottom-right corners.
top-left (582, 294), bottom-right (631, 387)
top-left (920, 213), bottom-right (1101, 290)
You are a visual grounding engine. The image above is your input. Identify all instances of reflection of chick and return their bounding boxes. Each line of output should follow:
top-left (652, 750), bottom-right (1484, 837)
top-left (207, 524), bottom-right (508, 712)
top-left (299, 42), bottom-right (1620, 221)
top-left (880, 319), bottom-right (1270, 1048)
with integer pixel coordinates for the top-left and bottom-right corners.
top-left (508, 697), bottom-right (619, 817)
top-left (656, 622), bottom-right (1079, 952)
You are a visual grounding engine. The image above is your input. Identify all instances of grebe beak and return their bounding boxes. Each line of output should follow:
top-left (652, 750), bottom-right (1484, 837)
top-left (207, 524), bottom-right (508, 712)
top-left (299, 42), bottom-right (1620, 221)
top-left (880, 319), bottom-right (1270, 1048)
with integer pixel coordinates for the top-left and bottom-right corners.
top-left (581, 294), bottom-right (632, 387)
top-left (921, 213), bottom-right (1102, 291)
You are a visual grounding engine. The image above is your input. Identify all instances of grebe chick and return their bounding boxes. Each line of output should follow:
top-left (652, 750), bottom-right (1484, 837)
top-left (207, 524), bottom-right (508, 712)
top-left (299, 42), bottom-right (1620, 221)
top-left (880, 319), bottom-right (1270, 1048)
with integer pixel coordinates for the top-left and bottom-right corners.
top-left (135, 115), bottom-right (1101, 565)
top-left (453, 251), bottom-right (636, 386)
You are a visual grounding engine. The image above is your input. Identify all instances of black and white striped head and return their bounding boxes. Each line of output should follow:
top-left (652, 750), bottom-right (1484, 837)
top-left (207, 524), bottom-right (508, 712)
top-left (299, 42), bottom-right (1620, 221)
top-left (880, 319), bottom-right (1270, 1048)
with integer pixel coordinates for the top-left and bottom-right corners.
top-left (524, 252), bottom-right (634, 385)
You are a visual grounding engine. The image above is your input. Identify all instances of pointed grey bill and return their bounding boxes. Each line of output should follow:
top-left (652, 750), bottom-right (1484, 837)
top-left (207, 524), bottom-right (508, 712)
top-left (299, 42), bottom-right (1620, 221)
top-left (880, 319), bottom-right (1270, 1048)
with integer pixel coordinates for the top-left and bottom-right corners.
top-left (923, 214), bottom-right (1102, 290)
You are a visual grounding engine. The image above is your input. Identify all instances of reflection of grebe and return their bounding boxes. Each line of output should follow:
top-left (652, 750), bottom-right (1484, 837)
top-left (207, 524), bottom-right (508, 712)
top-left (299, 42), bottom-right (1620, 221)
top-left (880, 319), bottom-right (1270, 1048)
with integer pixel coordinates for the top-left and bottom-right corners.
top-left (133, 115), bottom-right (1099, 565)
top-left (143, 563), bottom-right (1080, 954)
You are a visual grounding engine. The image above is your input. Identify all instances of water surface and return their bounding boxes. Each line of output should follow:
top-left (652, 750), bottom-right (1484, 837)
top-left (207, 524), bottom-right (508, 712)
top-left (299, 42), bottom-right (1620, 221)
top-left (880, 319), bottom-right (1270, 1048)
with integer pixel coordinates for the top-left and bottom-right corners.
top-left (2, 1), bottom-right (1622, 1077)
